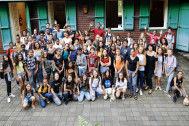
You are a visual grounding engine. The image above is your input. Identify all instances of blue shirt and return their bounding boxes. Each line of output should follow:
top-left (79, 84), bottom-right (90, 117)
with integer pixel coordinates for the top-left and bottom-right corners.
top-left (70, 50), bottom-right (78, 62)
top-left (44, 28), bottom-right (54, 34)
top-left (55, 30), bottom-right (64, 39)
top-left (121, 46), bottom-right (130, 62)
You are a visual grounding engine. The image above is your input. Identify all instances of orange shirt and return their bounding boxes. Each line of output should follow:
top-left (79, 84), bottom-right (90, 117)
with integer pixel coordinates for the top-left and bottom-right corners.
top-left (115, 55), bottom-right (123, 70)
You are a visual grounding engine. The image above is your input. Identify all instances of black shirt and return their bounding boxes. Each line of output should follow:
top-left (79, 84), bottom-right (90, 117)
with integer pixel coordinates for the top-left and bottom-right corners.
top-left (53, 56), bottom-right (64, 70)
top-left (127, 56), bottom-right (139, 71)
top-left (64, 79), bottom-right (74, 90)
top-left (79, 82), bottom-right (89, 92)
top-left (146, 54), bottom-right (158, 70)
top-left (51, 80), bottom-right (62, 93)
top-left (102, 78), bottom-right (114, 88)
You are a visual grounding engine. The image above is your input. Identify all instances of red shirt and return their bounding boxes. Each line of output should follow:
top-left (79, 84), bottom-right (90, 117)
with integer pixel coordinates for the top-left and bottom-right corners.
top-left (6, 48), bottom-right (14, 57)
top-left (87, 54), bottom-right (99, 67)
top-left (103, 57), bottom-right (109, 63)
top-left (92, 28), bottom-right (104, 40)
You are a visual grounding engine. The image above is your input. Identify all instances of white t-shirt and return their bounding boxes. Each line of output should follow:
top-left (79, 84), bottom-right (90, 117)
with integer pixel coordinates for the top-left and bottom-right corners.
top-left (89, 77), bottom-right (101, 88)
top-left (53, 44), bottom-right (63, 50)
top-left (63, 37), bottom-right (72, 44)
top-left (116, 78), bottom-right (127, 88)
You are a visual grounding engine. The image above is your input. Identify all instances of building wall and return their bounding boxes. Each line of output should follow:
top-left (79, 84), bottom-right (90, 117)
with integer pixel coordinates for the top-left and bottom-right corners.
top-left (0, 30), bottom-right (6, 54)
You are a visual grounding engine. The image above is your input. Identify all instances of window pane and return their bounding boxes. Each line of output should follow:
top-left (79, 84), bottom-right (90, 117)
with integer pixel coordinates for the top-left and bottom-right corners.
top-left (106, 0), bottom-right (123, 28)
top-left (150, 0), bottom-right (165, 27)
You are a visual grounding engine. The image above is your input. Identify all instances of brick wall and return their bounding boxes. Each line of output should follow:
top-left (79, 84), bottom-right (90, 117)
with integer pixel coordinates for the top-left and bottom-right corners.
top-left (76, 0), bottom-right (177, 46)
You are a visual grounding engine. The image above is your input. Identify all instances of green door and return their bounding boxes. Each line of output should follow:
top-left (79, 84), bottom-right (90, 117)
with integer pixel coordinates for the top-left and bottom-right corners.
top-left (176, 2), bottom-right (189, 52)
top-left (0, 3), bottom-right (12, 50)
top-left (37, 2), bottom-right (48, 31)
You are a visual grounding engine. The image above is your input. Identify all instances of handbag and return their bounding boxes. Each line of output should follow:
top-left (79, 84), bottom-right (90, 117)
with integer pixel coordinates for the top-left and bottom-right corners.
top-left (0, 72), bottom-right (4, 79)
top-left (183, 97), bottom-right (189, 106)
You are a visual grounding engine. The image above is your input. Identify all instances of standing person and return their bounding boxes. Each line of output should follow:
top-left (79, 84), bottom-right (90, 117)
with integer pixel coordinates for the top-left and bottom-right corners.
top-left (144, 44), bottom-right (158, 94)
top-left (43, 22), bottom-right (54, 34)
top-left (53, 39), bottom-right (63, 50)
top-left (105, 27), bottom-right (113, 46)
top-left (138, 32), bottom-right (147, 48)
top-left (87, 39), bottom-right (93, 52)
top-left (161, 38), bottom-right (168, 56)
top-left (16, 35), bottom-right (23, 51)
top-left (24, 37), bottom-right (30, 51)
top-left (83, 44), bottom-right (89, 59)
top-left (63, 32), bottom-right (72, 45)
top-left (144, 26), bottom-right (160, 45)
top-left (125, 32), bottom-right (134, 47)
top-left (0, 55), bottom-right (15, 103)
top-left (67, 26), bottom-right (75, 43)
top-left (20, 30), bottom-right (27, 43)
top-left (102, 70), bottom-right (114, 100)
top-left (121, 39), bottom-right (130, 63)
top-left (77, 73), bottom-right (91, 102)
top-left (165, 27), bottom-right (175, 49)
top-left (47, 41), bottom-right (55, 66)
top-left (14, 53), bottom-right (25, 98)
top-left (137, 46), bottom-right (146, 95)
top-left (38, 79), bottom-right (52, 108)
top-left (89, 22), bottom-right (105, 41)
top-left (24, 49), bottom-right (38, 90)
top-left (22, 83), bottom-right (36, 110)
top-left (126, 48), bottom-right (139, 100)
top-left (100, 49), bottom-right (111, 75)
top-left (110, 43), bottom-right (116, 77)
top-left (52, 48), bottom-right (64, 80)
top-left (155, 47), bottom-right (165, 91)
top-left (62, 43), bottom-right (70, 67)
top-left (19, 44), bottom-right (27, 59)
top-left (38, 30), bottom-right (47, 50)
top-left (84, 30), bottom-right (90, 43)
top-left (41, 51), bottom-right (51, 82)
top-left (97, 41), bottom-right (104, 58)
top-left (32, 28), bottom-right (40, 41)
top-left (114, 48), bottom-right (124, 78)
top-left (54, 24), bottom-right (64, 39)
top-left (69, 44), bottom-right (78, 64)
top-left (115, 72), bottom-right (127, 100)
top-left (164, 49), bottom-right (177, 97)
top-left (87, 47), bottom-right (99, 73)
top-left (51, 72), bottom-right (63, 106)
top-left (89, 70), bottom-right (103, 101)
top-left (63, 74), bottom-right (78, 105)
top-left (172, 71), bottom-right (188, 103)
top-left (76, 47), bottom-right (87, 77)
top-left (6, 42), bottom-right (14, 58)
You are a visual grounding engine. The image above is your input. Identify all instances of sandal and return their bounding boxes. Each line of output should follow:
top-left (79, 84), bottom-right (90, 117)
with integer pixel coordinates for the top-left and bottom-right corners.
top-left (144, 86), bottom-right (149, 91)
top-left (159, 86), bottom-right (162, 91)
top-left (148, 90), bottom-right (152, 95)
top-left (155, 86), bottom-right (158, 91)
top-left (129, 93), bottom-right (133, 98)
top-left (134, 95), bottom-right (137, 100)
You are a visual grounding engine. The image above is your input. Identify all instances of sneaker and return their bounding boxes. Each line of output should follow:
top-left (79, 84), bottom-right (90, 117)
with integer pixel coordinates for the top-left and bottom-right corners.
top-left (7, 97), bottom-right (11, 103)
top-left (17, 85), bottom-right (20, 90)
top-left (10, 94), bottom-right (15, 98)
top-left (122, 94), bottom-right (125, 100)
top-left (46, 99), bottom-right (50, 104)
top-left (159, 86), bottom-right (162, 91)
top-left (139, 90), bottom-right (143, 96)
top-left (104, 94), bottom-right (108, 100)
top-left (136, 87), bottom-right (139, 93)
top-left (155, 86), bottom-right (158, 90)
top-left (173, 96), bottom-right (176, 103)
top-left (165, 92), bottom-right (171, 98)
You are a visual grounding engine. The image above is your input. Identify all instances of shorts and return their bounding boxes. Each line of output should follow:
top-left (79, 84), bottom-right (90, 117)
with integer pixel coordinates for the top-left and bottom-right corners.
top-left (17, 72), bottom-right (25, 79)
top-left (24, 96), bottom-right (32, 103)
top-left (43, 68), bottom-right (51, 76)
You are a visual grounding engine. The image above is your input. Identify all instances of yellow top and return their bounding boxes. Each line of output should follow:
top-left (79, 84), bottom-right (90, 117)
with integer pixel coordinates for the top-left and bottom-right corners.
top-left (38, 86), bottom-right (50, 93)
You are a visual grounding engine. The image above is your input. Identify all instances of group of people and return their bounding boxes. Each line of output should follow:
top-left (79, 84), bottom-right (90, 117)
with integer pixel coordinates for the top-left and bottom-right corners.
top-left (0, 22), bottom-right (188, 110)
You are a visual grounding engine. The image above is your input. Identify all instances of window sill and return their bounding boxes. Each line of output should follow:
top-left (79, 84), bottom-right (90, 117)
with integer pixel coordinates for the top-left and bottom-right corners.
top-left (149, 27), bottom-right (167, 31)
top-left (106, 28), bottom-right (124, 31)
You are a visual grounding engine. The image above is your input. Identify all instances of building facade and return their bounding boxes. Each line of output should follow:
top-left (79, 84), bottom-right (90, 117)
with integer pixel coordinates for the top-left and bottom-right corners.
top-left (0, 0), bottom-right (189, 53)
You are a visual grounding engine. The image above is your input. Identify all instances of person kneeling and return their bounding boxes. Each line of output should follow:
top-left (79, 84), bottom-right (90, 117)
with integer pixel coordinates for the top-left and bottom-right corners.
top-left (102, 70), bottom-right (114, 100)
top-left (173, 71), bottom-right (188, 103)
top-left (115, 72), bottom-right (127, 100)
top-left (63, 74), bottom-right (78, 105)
top-left (38, 79), bottom-right (53, 108)
top-left (22, 83), bottom-right (36, 110)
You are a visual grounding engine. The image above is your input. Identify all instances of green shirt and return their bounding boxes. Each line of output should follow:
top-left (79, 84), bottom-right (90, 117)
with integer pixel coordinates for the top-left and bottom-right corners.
top-left (15, 61), bottom-right (24, 73)
top-left (42, 59), bottom-right (50, 69)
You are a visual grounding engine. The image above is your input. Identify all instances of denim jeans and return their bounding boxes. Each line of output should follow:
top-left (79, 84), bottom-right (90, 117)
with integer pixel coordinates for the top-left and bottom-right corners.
top-left (4, 74), bottom-right (11, 96)
top-left (138, 71), bottom-right (144, 89)
top-left (78, 91), bottom-right (91, 102)
top-left (36, 62), bottom-right (43, 83)
top-left (39, 93), bottom-right (53, 108)
top-left (28, 69), bottom-right (36, 90)
top-left (173, 87), bottom-right (186, 97)
top-left (52, 92), bottom-right (63, 106)
top-left (79, 69), bottom-right (85, 77)
top-left (90, 87), bottom-right (104, 100)
top-left (100, 66), bottom-right (109, 74)
top-left (166, 66), bottom-right (175, 92)
top-left (128, 70), bottom-right (138, 95)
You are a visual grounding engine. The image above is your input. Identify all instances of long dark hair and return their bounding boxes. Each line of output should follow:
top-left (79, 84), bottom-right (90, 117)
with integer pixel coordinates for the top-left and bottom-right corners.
top-left (3, 54), bottom-right (12, 70)
top-left (101, 49), bottom-right (109, 62)
top-left (118, 72), bottom-right (124, 82)
top-left (104, 69), bottom-right (112, 80)
top-left (161, 38), bottom-right (168, 46)
top-left (97, 41), bottom-right (104, 52)
top-left (67, 74), bottom-right (75, 90)
top-left (14, 53), bottom-right (23, 66)
top-left (80, 73), bottom-right (88, 86)
top-left (33, 42), bottom-right (41, 49)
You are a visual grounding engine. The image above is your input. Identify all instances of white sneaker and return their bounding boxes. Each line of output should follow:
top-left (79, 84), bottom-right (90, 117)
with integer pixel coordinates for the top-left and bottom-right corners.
top-left (10, 94), bottom-right (15, 98)
top-left (122, 94), bottom-right (125, 100)
top-left (139, 90), bottom-right (143, 96)
top-left (104, 94), bottom-right (108, 100)
top-left (164, 92), bottom-right (171, 98)
top-left (136, 87), bottom-right (139, 93)
top-left (7, 97), bottom-right (11, 103)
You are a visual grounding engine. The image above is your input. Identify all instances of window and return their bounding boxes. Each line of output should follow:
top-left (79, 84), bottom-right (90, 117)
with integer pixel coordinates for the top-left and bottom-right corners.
top-left (149, 0), bottom-right (168, 29)
top-left (106, 0), bottom-right (123, 29)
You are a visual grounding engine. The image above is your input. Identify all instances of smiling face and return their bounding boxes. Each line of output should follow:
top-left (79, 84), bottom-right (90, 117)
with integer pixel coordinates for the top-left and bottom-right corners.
top-left (54, 73), bottom-right (59, 81)
top-left (26, 84), bottom-right (31, 91)
top-left (28, 50), bottom-right (33, 57)
top-left (102, 49), bottom-right (107, 57)
top-left (68, 75), bottom-right (73, 82)
top-left (4, 55), bottom-right (8, 61)
top-left (43, 79), bottom-right (48, 86)
top-left (18, 54), bottom-right (23, 61)
top-left (130, 49), bottom-right (135, 56)
top-left (177, 72), bottom-right (183, 79)
top-left (157, 48), bottom-right (163, 55)
top-left (119, 73), bottom-right (123, 80)
top-left (93, 70), bottom-right (98, 78)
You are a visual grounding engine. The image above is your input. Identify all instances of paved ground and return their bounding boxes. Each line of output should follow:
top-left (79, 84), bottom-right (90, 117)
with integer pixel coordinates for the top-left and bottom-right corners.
top-left (0, 51), bottom-right (189, 126)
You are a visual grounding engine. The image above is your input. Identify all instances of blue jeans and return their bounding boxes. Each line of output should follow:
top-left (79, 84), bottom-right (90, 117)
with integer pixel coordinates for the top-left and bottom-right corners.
top-left (128, 70), bottom-right (138, 95)
top-left (90, 87), bottom-right (104, 100)
top-left (36, 62), bottom-right (43, 83)
top-left (42, 68), bottom-right (51, 76)
top-left (166, 66), bottom-right (175, 92)
top-left (138, 71), bottom-right (144, 89)
top-left (28, 69), bottom-right (36, 90)
top-left (100, 66), bottom-right (109, 74)
top-left (39, 93), bottom-right (53, 108)
top-left (78, 91), bottom-right (91, 102)
top-left (79, 69), bottom-right (85, 77)
top-left (52, 92), bottom-right (63, 106)
top-left (24, 96), bottom-right (32, 103)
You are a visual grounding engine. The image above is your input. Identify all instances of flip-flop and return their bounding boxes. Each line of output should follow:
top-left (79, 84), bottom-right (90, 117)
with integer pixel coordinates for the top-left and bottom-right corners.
top-left (134, 95), bottom-right (137, 100)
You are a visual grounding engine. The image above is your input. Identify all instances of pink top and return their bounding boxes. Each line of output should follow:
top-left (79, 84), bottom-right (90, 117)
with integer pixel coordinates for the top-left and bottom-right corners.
top-left (149, 34), bottom-right (159, 45)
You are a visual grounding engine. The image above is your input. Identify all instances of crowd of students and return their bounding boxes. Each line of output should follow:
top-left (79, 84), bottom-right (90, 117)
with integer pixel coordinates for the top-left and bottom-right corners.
top-left (0, 22), bottom-right (188, 110)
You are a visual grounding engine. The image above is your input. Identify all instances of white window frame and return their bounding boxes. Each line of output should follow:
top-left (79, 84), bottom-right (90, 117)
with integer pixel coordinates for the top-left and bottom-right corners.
top-left (149, 0), bottom-right (168, 30)
top-left (105, 0), bottom-right (123, 30)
